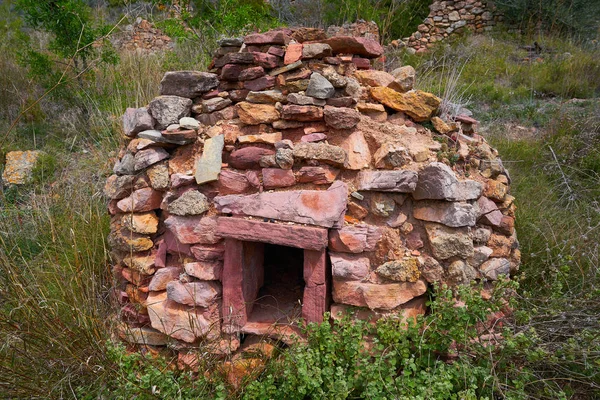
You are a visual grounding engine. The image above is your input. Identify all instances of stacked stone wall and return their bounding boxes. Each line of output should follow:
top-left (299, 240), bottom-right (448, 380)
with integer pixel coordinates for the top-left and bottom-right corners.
top-left (105, 27), bottom-right (519, 361)
top-left (405, 0), bottom-right (501, 52)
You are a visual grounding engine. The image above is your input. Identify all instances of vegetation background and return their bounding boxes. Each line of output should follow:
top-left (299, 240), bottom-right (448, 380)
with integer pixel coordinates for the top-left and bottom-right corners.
top-left (0, 0), bottom-right (599, 398)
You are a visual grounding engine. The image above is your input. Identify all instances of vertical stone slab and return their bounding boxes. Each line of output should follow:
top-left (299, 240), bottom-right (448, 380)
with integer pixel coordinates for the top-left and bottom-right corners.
top-left (195, 134), bottom-right (224, 184)
top-left (222, 239), bottom-right (265, 331)
top-left (302, 249), bottom-right (328, 323)
top-left (223, 239), bottom-right (246, 329)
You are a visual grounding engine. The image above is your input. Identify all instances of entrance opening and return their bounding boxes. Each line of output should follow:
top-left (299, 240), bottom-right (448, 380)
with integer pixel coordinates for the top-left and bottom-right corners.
top-left (247, 244), bottom-right (305, 325)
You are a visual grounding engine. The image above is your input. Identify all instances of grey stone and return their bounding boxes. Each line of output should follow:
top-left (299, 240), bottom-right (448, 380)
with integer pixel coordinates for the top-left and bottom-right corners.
top-left (425, 222), bottom-right (474, 260)
top-left (113, 153), bottom-right (135, 175)
top-left (370, 193), bottom-right (395, 217)
top-left (149, 96), bottom-right (193, 129)
top-left (179, 117), bottom-right (200, 130)
top-left (413, 162), bottom-right (482, 201)
top-left (467, 246), bottom-right (493, 269)
top-left (305, 72), bottom-right (335, 99)
top-left (134, 147), bottom-right (170, 171)
top-left (302, 43), bottom-right (332, 59)
top-left (357, 170), bottom-right (418, 192)
top-left (287, 93), bottom-right (326, 106)
top-left (159, 71), bottom-right (219, 98)
top-left (268, 60), bottom-right (302, 76)
top-left (321, 66), bottom-right (347, 88)
top-left (447, 260), bottom-right (478, 285)
top-left (480, 258), bottom-right (511, 280)
top-left (413, 200), bottom-right (477, 227)
top-left (201, 97), bottom-right (232, 113)
top-left (292, 142), bottom-right (347, 167)
top-left (123, 107), bottom-right (154, 137)
top-left (217, 37), bottom-right (243, 47)
top-left (137, 130), bottom-right (190, 145)
top-left (275, 148), bottom-right (294, 169)
top-left (168, 190), bottom-right (209, 216)
top-left (330, 252), bottom-right (370, 280)
top-left (195, 134), bottom-right (224, 184)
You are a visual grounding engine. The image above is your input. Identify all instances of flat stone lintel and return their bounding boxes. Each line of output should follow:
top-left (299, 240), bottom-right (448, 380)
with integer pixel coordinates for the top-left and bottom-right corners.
top-left (216, 217), bottom-right (328, 251)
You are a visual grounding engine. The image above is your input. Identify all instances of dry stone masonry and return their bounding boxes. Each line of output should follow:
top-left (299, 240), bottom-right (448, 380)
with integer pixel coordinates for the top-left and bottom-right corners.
top-left (105, 27), bottom-right (519, 360)
top-left (404, 0), bottom-right (501, 53)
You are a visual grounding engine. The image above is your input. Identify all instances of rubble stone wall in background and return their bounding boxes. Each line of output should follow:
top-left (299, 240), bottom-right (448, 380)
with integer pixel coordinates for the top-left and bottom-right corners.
top-left (105, 27), bottom-right (519, 361)
top-left (405, 0), bottom-right (501, 53)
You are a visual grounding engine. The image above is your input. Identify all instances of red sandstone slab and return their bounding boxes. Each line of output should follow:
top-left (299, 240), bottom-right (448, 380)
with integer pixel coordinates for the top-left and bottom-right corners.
top-left (214, 181), bottom-right (348, 228)
top-left (216, 217), bottom-right (328, 251)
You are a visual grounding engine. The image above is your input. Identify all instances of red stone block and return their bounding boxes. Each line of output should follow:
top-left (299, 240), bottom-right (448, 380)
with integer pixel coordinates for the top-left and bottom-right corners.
top-left (252, 52), bottom-right (279, 69)
top-left (243, 76), bottom-right (276, 91)
top-left (229, 147), bottom-right (275, 169)
top-left (284, 43), bottom-right (303, 65)
top-left (352, 57), bottom-right (371, 69)
top-left (262, 168), bottom-right (296, 189)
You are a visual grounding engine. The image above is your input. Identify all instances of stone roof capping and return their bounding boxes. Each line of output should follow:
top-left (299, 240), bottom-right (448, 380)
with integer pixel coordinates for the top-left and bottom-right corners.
top-left (106, 27), bottom-right (519, 360)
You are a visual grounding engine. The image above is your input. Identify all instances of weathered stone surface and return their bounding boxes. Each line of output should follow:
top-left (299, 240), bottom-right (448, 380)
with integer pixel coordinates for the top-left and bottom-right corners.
top-left (287, 93), bottom-right (326, 106)
top-left (354, 70), bottom-right (395, 87)
top-left (149, 96), bottom-right (193, 129)
top-left (195, 134), bottom-right (224, 184)
top-left (373, 143), bottom-right (411, 169)
top-left (323, 106), bottom-right (360, 129)
top-left (243, 76), bottom-right (276, 91)
top-left (252, 52), bottom-right (279, 69)
top-left (269, 60), bottom-right (302, 76)
top-left (476, 196), bottom-right (503, 226)
top-left (447, 260), bottom-right (478, 286)
top-left (121, 212), bottom-right (159, 234)
top-left (149, 266), bottom-right (181, 291)
top-left (164, 215), bottom-right (219, 245)
top-left (301, 133), bottom-right (327, 143)
top-left (419, 255), bottom-right (444, 283)
top-left (292, 142), bottom-right (347, 167)
top-left (236, 102), bottom-right (280, 125)
top-left (413, 200), bottom-right (477, 227)
top-left (330, 252), bottom-right (370, 280)
top-left (137, 129), bottom-right (189, 145)
top-left (2, 150), bottom-right (44, 185)
top-left (338, 131), bottom-right (371, 170)
top-left (425, 223), bottom-right (474, 259)
top-left (246, 90), bottom-right (285, 104)
top-left (413, 162), bottom-right (482, 201)
top-left (238, 132), bottom-right (282, 145)
top-left (302, 43), bottom-right (332, 59)
top-left (376, 258), bottom-right (420, 282)
top-left (305, 73), bottom-right (335, 99)
top-left (216, 217), bottom-right (328, 250)
top-left (217, 170), bottom-right (253, 194)
top-left (330, 296), bottom-right (427, 324)
top-left (166, 281), bottom-right (221, 307)
top-left (109, 227), bottom-right (153, 252)
top-left (275, 148), bottom-right (294, 169)
top-left (262, 168), bottom-right (295, 189)
top-left (485, 179), bottom-right (508, 201)
top-left (168, 190), bottom-right (209, 216)
top-left (191, 243), bottom-right (225, 261)
top-left (325, 36), bottom-right (384, 58)
top-left (329, 224), bottom-right (381, 253)
top-left (214, 181), bottom-right (347, 228)
top-left (239, 66), bottom-right (265, 81)
top-left (370, 87), bottom-right (440, 122)
top-left (159, 71), bottom-right (219, 98)
top-left (467, 246), bottom-right (493, 269)
top-left (229, 147), bottom-right (275, 169)
top-left (184, 260), bottom-right (223, 280)
top-left (281, 104), bottom-right (324, 121)
top-left (357, 170), bottom-right (418, 192)
top-left (390, 66), bottom-right (415, 92)
top-left (370, 193), bottom-right (396, 217)
top-left (321, 66), bottom-right (348, 88)
top-left (147, 291), bottom-right (220, 343)
top-left (284, 43), bottom-right (303, 64)
top-left (201, 97), bottom-right (232, 113)
top-left (431, 116), bottom-right (457, 135)
top-left (214, 52), bottom-right (254, 68)
top-left (147, 162), bottom-right (170, 190)
top-left (297, 166), bottom-right (339, 184)
top-left (244, 30), bottom-right (290, 45)
top-left (123, 107), bottom-right (154, 137)
top-left (119, 326), bottom-right (168, 346)
top-left (104, 174), bottom-right (136, 199)
top-left (332, 279), bottom-right (427, 310)
top-left (134, 147), bottom-right (169, 171)
top-left (123, 252), bottom-right (156, 275)
top-left (117, 188), bottom-right (163, 212)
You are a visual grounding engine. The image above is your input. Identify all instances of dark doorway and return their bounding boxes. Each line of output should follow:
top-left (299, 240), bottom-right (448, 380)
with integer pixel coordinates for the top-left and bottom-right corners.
top-left (247, 244), bottom-right (305, 325)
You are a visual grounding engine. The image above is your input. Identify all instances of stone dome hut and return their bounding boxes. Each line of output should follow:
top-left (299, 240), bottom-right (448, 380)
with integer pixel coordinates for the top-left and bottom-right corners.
top-left (105, 27), bottom-right (519, 356)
